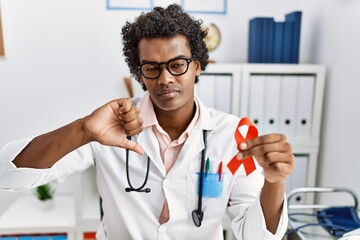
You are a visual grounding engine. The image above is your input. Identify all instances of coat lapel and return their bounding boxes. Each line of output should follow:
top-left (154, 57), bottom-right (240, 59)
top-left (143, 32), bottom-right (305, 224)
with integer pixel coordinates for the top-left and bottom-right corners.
top-left (137, 127), bottom-right (166, 177)
top-left (167, 97), bottom-right (216, 177)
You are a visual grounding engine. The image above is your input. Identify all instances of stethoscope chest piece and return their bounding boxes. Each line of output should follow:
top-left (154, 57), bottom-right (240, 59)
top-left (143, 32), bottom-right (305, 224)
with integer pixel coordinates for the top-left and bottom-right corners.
top-left (192, 209), bottom-right (203, 227)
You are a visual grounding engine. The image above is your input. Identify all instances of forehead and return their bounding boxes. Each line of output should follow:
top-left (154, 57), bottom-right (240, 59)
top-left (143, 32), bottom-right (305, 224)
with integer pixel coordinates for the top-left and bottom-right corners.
top-left (138, 35), bottom-right (191, 62)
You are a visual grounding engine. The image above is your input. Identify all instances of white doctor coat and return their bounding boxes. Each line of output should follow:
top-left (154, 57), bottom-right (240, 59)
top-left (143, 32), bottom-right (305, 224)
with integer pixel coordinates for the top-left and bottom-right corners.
top-left (0, 96), bottom-right (288, 240)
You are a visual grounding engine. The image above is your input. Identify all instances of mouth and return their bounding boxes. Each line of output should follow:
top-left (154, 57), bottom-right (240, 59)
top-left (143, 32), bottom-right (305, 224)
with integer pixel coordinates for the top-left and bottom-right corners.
top-left (156, 88), bottom-right (180, 98)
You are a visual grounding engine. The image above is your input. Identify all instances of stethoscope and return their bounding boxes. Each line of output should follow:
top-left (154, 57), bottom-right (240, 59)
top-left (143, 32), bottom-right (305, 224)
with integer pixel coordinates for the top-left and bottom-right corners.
top-left (125, 130), bottom-right (208, 227)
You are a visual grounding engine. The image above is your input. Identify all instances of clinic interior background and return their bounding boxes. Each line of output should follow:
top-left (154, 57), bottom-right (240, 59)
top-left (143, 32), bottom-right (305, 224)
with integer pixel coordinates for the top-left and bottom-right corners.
top-left (0, 0), bottom-right (359, 215)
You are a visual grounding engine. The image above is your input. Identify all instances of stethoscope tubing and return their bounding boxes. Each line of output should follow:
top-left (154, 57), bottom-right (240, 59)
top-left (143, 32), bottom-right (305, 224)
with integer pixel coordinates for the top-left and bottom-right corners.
top-left (125, 130), bottom-right (208, 226)
top-left (125, 136), bottom-right (151, 193)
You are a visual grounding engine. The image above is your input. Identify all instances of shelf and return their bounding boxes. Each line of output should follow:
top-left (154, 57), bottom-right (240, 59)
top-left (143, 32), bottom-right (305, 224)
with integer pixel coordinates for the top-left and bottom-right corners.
top-left (0, 196), bottom-right (76, 236)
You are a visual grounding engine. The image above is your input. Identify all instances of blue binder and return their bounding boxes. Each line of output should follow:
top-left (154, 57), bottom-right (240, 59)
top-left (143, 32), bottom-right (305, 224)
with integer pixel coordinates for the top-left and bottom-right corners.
top-left (282, 21), bottom-right (294, 63)
top-left (285, 11), bottom-right (302, 63)
top-left (272, 22), bottom-right (284, 63)
top-left (248, 18), bottom-right (263, 63)
top-left (261, 18), bottom-right (275, 63)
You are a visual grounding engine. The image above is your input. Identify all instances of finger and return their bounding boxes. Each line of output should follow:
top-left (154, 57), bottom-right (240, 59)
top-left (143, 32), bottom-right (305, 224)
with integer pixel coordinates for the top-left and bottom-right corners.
top-left (264, 161), bottom-right (294, 180)
top-left (119, 106), bottom-right (141, 123)
top-left (108, 98), bottom-right (133, 118)
top-left (257, 152), bottom-right (295, 166)
top-left (120, 137), bottom-right (145, 155)
top-left (122, 116), bottom-right (143, 131)
top-left (237, 141), bottom-right (292, 160)
top-left (125, 125), bottom-right (144, 136)
top-left (116, 98), bottom-right (133, 114)
top-left (240, 133), bottom-right (287, 150)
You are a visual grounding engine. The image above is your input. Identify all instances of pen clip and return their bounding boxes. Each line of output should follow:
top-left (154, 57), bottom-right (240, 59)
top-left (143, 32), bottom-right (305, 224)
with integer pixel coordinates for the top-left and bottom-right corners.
top-left (205, 157), bottom-right (210, 178)
top-left (218, 161), bottom-right (223, 182)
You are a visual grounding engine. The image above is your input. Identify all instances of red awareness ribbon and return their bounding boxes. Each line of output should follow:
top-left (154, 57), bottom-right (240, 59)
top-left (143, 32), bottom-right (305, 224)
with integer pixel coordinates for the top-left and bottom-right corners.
top-left (227, 117), bottom-right (258, 176)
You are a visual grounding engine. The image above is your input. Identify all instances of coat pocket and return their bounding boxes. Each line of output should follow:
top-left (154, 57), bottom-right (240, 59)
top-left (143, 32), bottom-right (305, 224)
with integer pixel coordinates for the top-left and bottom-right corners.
top-left (186, 172), bottom-right (227, 219)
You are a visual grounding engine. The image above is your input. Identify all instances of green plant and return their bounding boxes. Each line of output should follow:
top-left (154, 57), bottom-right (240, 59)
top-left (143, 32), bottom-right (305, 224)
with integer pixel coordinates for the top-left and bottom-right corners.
top-left (35, 184), bottom-right (55, 201)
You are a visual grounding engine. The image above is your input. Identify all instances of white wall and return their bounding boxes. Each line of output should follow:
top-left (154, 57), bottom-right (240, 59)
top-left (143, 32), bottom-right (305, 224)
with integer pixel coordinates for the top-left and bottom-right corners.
top-left (1, 0), bottom-right (360, 214)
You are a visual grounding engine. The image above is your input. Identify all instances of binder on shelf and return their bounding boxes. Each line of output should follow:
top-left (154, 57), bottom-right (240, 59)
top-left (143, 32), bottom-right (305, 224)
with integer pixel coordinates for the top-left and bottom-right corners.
top-left (295, 75), bottom-right (315, 139)
top-left (263, 75), bottom-right (281, 134)
top-left (30, 237), bottom-right (51, 240)
top-left (285, 11), bottom-right (302, 63)
top-left (248, 18), bottom-right (263, 63)
top-left (248, 75), bottom-right (266, 133)
top-left (84, 232), bottom-right (96, 240)
top-left (279, 75), bottom-right (298, 138)
top-left (282, 21), bottom-right (294, 63)
top-left (52, 236), bottom-right (67, 240)
top-left (261, 18), bottom-right (275, 63)
top-left (272, 22), bottom-right (285, 63)
top-left (249, 11), bottom-right (302, 63)
top-left (248, 17), bottom-right (274, 63)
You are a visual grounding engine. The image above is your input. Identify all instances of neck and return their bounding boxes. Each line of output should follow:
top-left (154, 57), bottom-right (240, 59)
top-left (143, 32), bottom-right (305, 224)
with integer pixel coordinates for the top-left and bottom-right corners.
top-left (155, 101), bottom-right (196, 141)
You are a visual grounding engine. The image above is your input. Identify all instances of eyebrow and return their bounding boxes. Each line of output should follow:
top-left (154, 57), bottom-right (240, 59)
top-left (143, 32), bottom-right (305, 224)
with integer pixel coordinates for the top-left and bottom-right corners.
top-left (140, 55), bottom-right (189, 64)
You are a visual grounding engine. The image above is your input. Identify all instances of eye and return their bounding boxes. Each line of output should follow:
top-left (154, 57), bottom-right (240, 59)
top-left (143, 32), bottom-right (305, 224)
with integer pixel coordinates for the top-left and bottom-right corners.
top-left (142, 64), bottom-right (159, 72)
top-left (170, 60), bottom-right (185, 69)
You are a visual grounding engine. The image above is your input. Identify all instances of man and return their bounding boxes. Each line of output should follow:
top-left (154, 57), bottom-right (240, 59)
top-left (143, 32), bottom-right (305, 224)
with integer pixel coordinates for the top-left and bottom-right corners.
top-left (0, 4), bottom-right (294, 239)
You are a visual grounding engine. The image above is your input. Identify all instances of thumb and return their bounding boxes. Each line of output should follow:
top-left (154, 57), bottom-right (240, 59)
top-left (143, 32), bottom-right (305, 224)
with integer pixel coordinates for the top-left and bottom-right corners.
top-left (120, 137), bottom-right (145, 155)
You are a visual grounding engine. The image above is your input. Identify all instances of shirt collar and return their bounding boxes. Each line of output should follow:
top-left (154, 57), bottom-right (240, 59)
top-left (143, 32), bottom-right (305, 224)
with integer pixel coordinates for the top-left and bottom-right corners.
top-left (138, 92), bottom-right (158, 128)
top-left (137, 92), bottom-right (215, 132)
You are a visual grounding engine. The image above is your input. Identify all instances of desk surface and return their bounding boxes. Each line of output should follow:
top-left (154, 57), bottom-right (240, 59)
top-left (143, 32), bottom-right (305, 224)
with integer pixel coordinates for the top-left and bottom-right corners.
top-left (0, 196), bottom-right (76, 234)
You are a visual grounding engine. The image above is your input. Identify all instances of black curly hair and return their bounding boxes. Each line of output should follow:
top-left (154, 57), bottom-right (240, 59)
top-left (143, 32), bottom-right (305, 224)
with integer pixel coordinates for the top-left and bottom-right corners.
top-left (122, 4), bottom-right (209, 90)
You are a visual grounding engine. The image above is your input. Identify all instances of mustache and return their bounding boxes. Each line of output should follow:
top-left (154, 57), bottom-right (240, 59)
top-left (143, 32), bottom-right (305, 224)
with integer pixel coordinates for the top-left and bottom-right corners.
top-left (156, 87), bottom-right (181, 95)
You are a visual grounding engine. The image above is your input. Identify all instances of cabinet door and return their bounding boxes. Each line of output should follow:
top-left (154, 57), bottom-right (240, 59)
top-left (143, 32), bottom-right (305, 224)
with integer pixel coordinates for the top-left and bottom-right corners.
top-left (263, 75), bottom-right (281, 134)
top-left (196, 73), bottom-right (233, 114)
top-left (294, 75), bottom-right (316, 139)
top-left (279, 75), bottom-right (299, 139)
top-left (286, 154), bottom-right (308, 205)
top-left (247, 74), bottom-right (266, 132)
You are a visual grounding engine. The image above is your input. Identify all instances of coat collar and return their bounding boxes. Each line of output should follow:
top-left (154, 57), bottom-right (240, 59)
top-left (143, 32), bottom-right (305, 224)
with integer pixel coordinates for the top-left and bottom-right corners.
top-left (134, 94), bottom-right (217, 177)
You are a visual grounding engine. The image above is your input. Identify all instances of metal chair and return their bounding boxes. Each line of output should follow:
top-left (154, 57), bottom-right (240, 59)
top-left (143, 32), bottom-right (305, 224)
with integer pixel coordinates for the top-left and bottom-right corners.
top-left (286, 187), bottom-right (359, 240)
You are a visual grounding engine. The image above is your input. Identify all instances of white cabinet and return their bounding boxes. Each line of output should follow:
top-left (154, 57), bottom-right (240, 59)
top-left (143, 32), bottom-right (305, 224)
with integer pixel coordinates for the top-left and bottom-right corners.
top-left (0, 196), bottom-right (77, 239)
top-left (201, 63), bottom-right (326, 202)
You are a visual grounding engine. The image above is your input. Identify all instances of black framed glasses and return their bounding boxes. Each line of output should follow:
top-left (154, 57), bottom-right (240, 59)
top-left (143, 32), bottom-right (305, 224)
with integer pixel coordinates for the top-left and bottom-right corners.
top-left (137, 57), bottom-right (193, 79)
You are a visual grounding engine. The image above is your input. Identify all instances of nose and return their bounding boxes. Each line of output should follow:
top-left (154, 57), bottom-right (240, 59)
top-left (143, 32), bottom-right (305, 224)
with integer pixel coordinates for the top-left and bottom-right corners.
top-left (157, 65), bottom-right (174, 85)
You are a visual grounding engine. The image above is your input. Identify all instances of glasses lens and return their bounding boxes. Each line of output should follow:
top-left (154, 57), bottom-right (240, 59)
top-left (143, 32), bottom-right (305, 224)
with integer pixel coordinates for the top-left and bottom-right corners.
top-left (140, 63), bottom-right (161, 79)
top-left (140, 58), bottom-right (191, 79)
top-left (168, 58), bottom-right (189, 75)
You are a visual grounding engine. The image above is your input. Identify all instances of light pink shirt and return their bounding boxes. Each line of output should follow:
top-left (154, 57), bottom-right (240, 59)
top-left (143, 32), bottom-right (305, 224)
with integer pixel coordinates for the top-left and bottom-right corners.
top-left (139, 93), bottom-right (200, 224)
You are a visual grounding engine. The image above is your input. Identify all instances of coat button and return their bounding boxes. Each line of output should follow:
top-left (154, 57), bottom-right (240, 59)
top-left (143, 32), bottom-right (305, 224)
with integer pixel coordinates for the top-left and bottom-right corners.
top-left (159, 225), bottom-right (166, 232)
top-left (163, 179), bottom-right (170, 187)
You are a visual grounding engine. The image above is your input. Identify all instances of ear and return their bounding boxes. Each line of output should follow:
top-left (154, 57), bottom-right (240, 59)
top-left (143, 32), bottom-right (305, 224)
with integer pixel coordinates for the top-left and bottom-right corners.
top-left (194, 60), bottom-right (201, 77)
top-left (137, 73), bottom-right (144, 84)
top-left (137, 75), bottom-right (148, 91)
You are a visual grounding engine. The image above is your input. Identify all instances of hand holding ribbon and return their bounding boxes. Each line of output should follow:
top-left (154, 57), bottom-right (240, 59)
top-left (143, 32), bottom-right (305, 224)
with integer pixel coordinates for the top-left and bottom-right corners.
top-left (227, 117), bottom-right (258, 176)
